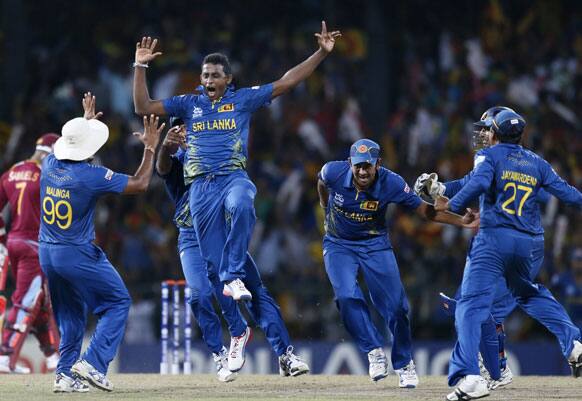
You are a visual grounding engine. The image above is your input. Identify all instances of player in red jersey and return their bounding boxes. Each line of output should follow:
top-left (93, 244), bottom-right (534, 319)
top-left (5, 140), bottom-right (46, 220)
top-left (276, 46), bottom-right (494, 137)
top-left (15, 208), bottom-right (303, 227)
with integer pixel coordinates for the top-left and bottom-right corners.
top-left (0, 133), bottom-right (61, 373)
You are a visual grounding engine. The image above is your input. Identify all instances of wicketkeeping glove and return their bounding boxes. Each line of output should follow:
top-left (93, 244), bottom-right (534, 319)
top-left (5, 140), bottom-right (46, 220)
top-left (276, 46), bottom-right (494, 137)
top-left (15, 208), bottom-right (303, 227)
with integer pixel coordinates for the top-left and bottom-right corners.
top-left (425, 173), bottom-right (446, 199)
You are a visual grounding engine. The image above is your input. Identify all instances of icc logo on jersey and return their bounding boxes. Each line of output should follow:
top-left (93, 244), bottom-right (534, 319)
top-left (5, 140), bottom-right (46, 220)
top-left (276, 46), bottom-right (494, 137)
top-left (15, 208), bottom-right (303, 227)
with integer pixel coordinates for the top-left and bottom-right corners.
top-left (192, 107), bottom-right (203, 119)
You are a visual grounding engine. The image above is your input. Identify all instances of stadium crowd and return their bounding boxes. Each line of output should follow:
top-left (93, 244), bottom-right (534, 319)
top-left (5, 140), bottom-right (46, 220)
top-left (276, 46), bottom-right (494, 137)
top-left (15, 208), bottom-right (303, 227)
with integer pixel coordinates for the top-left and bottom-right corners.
top-left (1, 0), bottom-right (581, 346)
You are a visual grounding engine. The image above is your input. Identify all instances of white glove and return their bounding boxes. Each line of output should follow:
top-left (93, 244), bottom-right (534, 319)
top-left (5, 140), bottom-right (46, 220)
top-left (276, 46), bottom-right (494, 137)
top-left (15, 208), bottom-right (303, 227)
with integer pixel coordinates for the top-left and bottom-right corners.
top-left (425, 173), bottom-right (446, 199)
top-left (413, 173), bottom-right (432, 196)
top-left (414, 173), bottom-right (445, 199)
top-left (0, 243), bottom-right (7, 268)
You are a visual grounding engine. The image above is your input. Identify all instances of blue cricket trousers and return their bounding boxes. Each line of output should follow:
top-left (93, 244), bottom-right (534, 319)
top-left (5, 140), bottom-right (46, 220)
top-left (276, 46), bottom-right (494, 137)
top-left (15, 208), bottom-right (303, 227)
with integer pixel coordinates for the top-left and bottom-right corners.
top-left (323, 238), bottom-right (413, 370)
top-left (39, 243), bottom-right (131, 375)
top-left (448, 228), bottom-right (581, 386)
top-left (188, 170), bottom-right (256, 283)
top-left (178, 228), bottom-right (247, 354)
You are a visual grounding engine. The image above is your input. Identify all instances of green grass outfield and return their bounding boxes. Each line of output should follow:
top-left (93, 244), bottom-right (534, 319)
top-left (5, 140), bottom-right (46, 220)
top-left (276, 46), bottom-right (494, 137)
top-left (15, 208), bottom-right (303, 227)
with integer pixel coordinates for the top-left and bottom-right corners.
top-left (1, 374), bottom-right (580, 401)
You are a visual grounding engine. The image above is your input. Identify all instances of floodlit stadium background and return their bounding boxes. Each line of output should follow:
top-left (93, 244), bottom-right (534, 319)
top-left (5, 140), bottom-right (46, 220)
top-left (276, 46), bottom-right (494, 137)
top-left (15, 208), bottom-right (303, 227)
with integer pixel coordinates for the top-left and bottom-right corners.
top-left (1, 0), bottom-right (581, 374)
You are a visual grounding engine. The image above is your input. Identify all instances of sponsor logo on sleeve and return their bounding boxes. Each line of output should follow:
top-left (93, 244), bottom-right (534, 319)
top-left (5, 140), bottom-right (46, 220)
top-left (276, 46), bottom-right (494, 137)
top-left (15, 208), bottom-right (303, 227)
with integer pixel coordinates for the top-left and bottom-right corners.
top-left (404, 184), bottom-right (410, 193)
top-left (251, 85), bottom-right (260, 90)
top-left (104, 169), bottom-right (114, 180)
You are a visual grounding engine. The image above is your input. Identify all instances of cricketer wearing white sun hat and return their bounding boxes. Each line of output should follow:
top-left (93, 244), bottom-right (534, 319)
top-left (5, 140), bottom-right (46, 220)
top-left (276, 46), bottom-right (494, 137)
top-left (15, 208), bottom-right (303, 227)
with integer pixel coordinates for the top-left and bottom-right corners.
top-left (53, 117), bottom-right (109, 161)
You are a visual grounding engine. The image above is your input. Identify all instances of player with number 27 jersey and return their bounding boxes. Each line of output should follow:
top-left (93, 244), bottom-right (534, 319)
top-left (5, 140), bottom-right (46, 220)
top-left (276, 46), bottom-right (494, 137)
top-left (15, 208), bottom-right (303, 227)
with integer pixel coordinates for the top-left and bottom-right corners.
top-left (448, 144), bottom-right (582, 234)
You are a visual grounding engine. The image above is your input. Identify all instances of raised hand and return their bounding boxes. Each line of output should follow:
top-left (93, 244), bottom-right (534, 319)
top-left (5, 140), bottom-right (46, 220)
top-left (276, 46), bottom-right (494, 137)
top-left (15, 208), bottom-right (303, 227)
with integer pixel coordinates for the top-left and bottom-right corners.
top-left (162, 126), bottom-right (186, 154)
top-left (135, 36), bottom-right (163, 65)
top-left (82, 92), bottom-right (103, 120)
top-left (315, 21), bottom-right (341, 54)
top-left (134, 114), bottom-right (165, 151)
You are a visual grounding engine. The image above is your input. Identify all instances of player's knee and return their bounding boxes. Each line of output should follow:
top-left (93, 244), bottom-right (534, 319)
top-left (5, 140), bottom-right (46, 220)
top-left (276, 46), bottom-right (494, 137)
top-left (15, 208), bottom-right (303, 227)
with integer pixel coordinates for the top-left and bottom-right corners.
top-left (335, 295), bottom-right (360, 308)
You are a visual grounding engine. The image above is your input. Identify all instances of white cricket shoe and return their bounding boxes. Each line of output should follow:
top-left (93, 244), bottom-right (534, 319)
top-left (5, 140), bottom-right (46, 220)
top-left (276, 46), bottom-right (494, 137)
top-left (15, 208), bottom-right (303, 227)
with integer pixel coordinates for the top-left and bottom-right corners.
top-left (213, 347), bottom-right (237, 383)
top-left (0, 355), bottom-right (11, 373)
top-left (228, 326), bottom-right (252, 372)
top-left (488, 366), bottom-right (513, 390)
top-left (53, 372), bottom-right (90, 393)
top-left (367, 348), bottom-right (388, 382)
top-left (446, 375), bottom-right (490, 400)
top-left (395, 360), bottom-right (419, 388)
top-left (279, 346), bottom-right (310, 377)
top-left (0, 355), bottom-right (31, 374)
top-left (46, 352), bottom-right (60, 372)
top-left (223, 279), bottom-right (252, 301)
top-left (71, 359), bottom-right (113, 392)
top-left (568, 340), bottom-right (582, 378)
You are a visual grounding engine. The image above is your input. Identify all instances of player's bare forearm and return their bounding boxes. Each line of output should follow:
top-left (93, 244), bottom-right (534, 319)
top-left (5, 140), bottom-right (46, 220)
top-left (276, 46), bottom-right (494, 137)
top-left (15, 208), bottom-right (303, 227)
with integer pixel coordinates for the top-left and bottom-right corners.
top-left (155, 144), bottom-right (174, 176)
top-left (416, 201), bottom-right (465, 227)
top-left (124, 149), bottom-right (156, 194)
top-left (317, 179), bottom-right (329, 208)
top-left (271, 49), bottom-right (327, 98)
top-left (133, 67), bottom-right (166, 116)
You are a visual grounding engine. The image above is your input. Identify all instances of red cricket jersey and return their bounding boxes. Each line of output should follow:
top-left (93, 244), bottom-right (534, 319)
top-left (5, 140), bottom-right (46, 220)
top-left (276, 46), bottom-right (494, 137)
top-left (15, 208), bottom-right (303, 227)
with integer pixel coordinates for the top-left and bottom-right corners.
top-left (0, 160), bottom-right (42, 240)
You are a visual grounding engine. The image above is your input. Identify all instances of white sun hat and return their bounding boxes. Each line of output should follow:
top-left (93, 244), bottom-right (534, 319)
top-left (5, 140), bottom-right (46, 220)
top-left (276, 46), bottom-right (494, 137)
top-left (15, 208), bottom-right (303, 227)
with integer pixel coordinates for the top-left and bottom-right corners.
top-left (54, 117), bottom-right (109, 161)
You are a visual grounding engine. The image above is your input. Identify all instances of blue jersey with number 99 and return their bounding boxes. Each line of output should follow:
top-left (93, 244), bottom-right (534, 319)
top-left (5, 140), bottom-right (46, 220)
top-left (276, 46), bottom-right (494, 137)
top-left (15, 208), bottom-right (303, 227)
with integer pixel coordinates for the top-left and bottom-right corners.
top-left (448, 143), bottom-right (582, 235)
top-left (39, 154), bottom-right (129, 245)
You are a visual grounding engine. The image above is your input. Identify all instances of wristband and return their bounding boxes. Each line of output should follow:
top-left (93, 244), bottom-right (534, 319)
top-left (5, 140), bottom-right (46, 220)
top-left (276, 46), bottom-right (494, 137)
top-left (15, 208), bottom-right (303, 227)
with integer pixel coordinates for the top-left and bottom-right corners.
top-left (145, 145), bottom-right (156, 154)
top-left (133, 62), bottom-right (149, 68)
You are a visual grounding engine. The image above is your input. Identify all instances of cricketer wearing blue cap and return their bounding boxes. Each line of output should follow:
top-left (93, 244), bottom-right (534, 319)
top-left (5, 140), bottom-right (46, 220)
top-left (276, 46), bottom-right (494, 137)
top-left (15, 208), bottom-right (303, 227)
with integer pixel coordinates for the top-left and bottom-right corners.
top-left (155, 119), bottom-right (309, 377)
top-left (133, 24), bottom-right (341, 301)
top-left (39, 93), bottom-right (164, 392)
top-left (317, 138), bottom-right (476, 388)
top-left (435, 109), bottom-right (582, 400)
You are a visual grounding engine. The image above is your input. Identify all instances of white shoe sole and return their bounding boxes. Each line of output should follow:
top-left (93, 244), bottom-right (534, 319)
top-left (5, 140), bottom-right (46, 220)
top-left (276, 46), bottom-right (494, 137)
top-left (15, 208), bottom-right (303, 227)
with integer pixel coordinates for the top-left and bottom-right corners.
top-left (71, 364), bottom-right (113, 392)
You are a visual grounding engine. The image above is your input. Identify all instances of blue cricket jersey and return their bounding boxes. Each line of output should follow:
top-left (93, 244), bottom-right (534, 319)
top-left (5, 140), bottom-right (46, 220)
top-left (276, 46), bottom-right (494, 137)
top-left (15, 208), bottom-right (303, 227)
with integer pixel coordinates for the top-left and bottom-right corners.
top-left (159, 148), bottom-right (197, 249)
top-left (445, 151), bottom-right (551, 203)
top-left (448, 143), bottom-right (582, 235)
top-left (39, 154), bottom-right (129, 245)
top-left (160, 149), bottom-right (192, 229)
top-left (319, 161), bottom-right (422, 249)
top-left (162, 84), bottom-right (273, 184)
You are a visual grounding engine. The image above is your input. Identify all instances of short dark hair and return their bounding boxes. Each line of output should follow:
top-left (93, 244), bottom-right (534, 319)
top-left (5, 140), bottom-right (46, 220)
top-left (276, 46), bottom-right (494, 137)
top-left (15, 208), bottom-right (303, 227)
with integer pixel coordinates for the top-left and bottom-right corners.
top-left (202, 53), bottom-right (232, 75)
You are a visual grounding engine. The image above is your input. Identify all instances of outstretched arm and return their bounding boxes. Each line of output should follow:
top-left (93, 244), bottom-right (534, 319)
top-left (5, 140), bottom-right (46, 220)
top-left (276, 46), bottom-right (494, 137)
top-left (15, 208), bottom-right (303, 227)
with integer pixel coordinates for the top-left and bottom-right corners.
top-left (317, 179), bottom-right (329, 209)
top-left (124, 115), bottom-right (165, 194)
top-left (271, 21), bottom-right (341, 98)
top-left (156, 126), bottom-right (185, 176)
top-left (133, 37), bottom-right (166, 116)
top-left (417, 200), bottom-right (479, 229)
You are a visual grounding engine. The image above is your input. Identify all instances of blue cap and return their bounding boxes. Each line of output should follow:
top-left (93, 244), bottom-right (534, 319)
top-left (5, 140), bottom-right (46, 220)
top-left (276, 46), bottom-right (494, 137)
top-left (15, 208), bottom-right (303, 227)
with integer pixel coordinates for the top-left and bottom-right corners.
top-left (492, 110), bottom-right (526, 141)
top-left (350, 139), bottom-right (380, 165)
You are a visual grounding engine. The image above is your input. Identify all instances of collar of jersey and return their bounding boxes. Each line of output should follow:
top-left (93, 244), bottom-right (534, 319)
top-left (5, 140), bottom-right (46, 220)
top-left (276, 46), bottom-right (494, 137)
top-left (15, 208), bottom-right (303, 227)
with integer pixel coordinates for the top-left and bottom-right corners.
top-left (343, 167), bottom-right (381, 198)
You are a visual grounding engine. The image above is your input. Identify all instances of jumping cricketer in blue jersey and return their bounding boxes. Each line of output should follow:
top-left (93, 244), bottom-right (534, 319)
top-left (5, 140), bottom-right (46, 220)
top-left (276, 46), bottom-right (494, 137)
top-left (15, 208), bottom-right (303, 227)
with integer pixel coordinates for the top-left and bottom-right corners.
top-left (133, 23), bottom-right (341, 304)
top-left (317, 139), bottom-right (478, 388)
top-left (39, 93), bottom-right (164, 393)
top-left (434, 109), bottom-right (582, 401)
top-left (156, 119), bottom-right (309, 378)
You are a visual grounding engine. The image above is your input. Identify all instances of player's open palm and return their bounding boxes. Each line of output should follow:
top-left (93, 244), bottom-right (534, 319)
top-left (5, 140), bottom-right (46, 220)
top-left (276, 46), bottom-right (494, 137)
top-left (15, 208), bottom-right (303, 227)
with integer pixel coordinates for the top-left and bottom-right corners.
top-left (82, 92), bottom-right (103, 120)
top-left (135, 36), bottom-right (163, 65)
top-left (315, 21), bottom-right (341, 54)
top-left (134, 114), bottom-right (165, 150)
